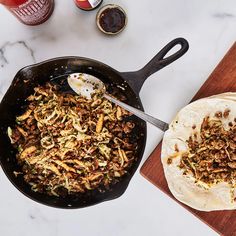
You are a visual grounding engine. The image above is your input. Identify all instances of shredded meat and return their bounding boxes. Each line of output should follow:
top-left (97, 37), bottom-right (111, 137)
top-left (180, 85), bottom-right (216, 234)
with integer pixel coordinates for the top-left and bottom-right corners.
top-left (175, 112), bottom-right (236, 186)
top-left (9, 83), bottom-right (138, 197)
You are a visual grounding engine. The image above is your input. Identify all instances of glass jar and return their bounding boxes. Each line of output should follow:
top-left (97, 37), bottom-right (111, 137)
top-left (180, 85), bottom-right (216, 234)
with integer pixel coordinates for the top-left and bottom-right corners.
top-left (74, 0), bottom-right (103, 11)
top-left (0, 0), bottom-right (54, 25)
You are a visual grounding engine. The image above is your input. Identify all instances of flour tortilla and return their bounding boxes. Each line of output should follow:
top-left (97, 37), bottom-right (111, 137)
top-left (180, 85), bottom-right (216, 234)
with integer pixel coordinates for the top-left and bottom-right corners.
top-left (209, 92), bottom-right (236, 101)
top-left (161, 94), bottom-right (236, 211)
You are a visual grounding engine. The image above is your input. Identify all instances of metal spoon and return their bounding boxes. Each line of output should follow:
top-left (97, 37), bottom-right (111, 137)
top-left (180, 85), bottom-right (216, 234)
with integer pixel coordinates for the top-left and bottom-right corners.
top-left (67, 73), bottom-right (169, 132)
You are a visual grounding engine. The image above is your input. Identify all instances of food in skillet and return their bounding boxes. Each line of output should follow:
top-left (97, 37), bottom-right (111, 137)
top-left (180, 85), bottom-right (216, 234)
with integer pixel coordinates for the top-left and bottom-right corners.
top-left (161, 94), bottom-right (236, 211)
top-left (8, 83), bottom-right (138, 196)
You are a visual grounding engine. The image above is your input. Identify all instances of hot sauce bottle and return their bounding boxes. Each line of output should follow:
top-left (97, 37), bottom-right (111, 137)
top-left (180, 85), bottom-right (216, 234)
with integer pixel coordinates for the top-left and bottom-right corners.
top-left (74, 0), bottom-right (103, 11)
top-left (0, 0), bottom-right (54, 25)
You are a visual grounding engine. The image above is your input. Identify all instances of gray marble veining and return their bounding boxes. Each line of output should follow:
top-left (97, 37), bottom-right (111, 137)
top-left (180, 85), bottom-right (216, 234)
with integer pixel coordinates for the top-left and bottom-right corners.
top-left (0, 40), bottom-right (36, 68)
top-left (213, 12), bottom-right (235, 18)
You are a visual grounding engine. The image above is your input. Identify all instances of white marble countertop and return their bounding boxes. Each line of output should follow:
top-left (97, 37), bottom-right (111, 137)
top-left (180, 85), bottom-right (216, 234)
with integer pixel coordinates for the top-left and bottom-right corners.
top-left (0, 0), bottom-right (236, 235)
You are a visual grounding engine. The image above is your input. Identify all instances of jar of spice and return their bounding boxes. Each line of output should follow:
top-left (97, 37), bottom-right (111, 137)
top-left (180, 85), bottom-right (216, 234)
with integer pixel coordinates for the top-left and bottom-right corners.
top-left (74, 0), bottom-right (103, 11)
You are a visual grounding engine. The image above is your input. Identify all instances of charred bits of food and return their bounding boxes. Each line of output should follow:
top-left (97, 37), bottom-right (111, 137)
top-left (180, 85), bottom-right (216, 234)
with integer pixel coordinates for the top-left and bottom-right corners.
top-left (168, 111), bottom-right (236, 187)
top-left (8, 83), bottom-right (137, 196)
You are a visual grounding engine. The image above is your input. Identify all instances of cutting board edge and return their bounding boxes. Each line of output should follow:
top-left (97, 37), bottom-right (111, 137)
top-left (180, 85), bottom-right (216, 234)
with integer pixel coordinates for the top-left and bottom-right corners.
top-left (140, 165), bottom-right (223, 235)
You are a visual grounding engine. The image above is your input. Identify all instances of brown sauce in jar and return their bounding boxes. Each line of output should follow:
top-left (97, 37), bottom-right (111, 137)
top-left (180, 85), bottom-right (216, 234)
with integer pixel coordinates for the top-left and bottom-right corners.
top-left (98, 7), bottom-right (126, 34)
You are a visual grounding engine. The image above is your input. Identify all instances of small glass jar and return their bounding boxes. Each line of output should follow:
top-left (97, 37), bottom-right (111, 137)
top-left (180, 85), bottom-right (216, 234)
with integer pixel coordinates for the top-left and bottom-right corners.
top-left (74, 0), bottom-right (103, 11)
top-left (96, 4), bottom-right (127, 35)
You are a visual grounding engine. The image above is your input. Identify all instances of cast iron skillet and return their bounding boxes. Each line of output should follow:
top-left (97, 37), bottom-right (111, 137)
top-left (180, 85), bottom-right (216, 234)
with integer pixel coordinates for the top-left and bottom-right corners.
top-left (0, 38), bottom-right (189, 208)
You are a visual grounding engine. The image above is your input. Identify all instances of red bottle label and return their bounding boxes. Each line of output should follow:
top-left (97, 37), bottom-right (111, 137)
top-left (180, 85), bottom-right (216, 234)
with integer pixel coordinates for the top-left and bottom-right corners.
top-left (75, 0), bottom-right (102, 10)
top-left (8, 0), bottom-right (54, 25)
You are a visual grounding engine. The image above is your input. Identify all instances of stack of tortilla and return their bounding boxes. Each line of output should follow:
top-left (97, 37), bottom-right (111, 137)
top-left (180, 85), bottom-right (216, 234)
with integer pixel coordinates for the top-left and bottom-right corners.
top-left (161, 92), bottom-right (236, 211)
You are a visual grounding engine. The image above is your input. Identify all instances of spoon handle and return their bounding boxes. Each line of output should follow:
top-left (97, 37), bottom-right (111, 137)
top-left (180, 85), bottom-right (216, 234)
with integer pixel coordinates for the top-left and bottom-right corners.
top-left (104, 94), bottom-right (169, 132)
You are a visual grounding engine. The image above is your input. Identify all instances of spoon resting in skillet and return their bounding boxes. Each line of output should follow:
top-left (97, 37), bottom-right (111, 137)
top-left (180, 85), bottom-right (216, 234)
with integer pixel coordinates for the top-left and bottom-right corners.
top-left (67, 73), bottom-right (169, 131)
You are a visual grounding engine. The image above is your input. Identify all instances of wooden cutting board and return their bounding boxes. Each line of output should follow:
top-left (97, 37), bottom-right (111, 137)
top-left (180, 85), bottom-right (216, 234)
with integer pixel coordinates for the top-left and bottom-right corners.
top-left (140, 42), bottom-right (236, 236)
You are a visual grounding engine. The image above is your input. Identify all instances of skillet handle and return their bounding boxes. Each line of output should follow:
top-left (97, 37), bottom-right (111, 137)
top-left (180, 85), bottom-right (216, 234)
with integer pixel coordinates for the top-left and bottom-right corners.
top-left (121, 38), bottom-right (189, 95)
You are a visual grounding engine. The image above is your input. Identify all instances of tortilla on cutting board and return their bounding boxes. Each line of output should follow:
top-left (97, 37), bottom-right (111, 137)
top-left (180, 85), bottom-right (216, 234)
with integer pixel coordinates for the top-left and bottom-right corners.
top-left (161, 94), bottom-right (236, 211)
top-left (209, 92), bottom-right (236, 101)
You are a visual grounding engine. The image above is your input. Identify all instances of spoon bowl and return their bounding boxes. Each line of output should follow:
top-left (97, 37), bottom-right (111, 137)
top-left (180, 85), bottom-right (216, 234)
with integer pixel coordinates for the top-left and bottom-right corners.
top-left (67, 73), bottom-right (105, 99)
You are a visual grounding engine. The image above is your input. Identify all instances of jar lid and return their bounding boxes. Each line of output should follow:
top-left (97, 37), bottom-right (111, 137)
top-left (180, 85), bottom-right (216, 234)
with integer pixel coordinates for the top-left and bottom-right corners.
top-left (96, 4), bottom-right (128, 35)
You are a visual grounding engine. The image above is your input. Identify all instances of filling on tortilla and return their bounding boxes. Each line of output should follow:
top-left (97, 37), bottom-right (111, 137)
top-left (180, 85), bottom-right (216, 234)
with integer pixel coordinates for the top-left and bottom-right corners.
top-left (167, 109), bottom-right (236, 199)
